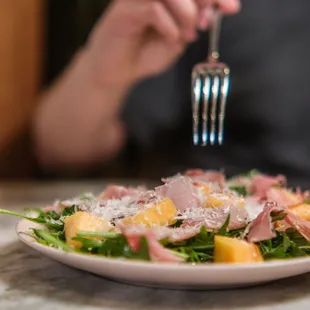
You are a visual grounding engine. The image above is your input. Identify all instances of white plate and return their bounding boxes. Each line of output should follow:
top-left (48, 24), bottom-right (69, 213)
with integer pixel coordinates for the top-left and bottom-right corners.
top-left (16, 219), bottom-right (310, 290)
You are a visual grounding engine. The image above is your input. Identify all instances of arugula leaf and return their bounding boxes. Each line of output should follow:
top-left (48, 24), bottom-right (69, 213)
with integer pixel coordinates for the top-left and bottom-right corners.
top-left (165, 226), bottom-right (215, 263)
top-left (60, 205), bottom-right (77, 217)
top-left (73, 237), bottom-right (103, 251)
top-left (75, 233), bottom-right (151, 261)
top-left (271, 211), bottom-right (286, 222)
top-left (236, 169), bottom-right (260, 178)
top-left (219, 214), bottom-right (230, 235)
top-left (100, 235), bottom-right (151, 260)
top-left (169, 220), bottom-right (183, 228)
top-left (282, 234), bottom-right (292, 250)
top-left (258, 229), bottom-right (310, 260)
top-left (229, 185), bottom-right (248, 196)
top-left (77, 231), bottom-right (120, 238)
top-left (0, 208), bottom-right (63, 230)
top-left (0, 205), bottom-right (80, 232)
top-left (0, 208), bottom-right (45, 222)
top-left (33, 229), bottom-right (73, 251)
top-left (247, 169), bottom-right (260, 177)
top-left (304, 199), bottom-right (310, 204)
top-left (291, 242), bottom-right (308, 257)
top-left (133, 237), bottom-right (150, 261)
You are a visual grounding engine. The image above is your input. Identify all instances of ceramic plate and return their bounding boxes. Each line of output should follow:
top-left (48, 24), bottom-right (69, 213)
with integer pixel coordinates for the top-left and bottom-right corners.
top-left (16, 219), bottom-right (310, 290)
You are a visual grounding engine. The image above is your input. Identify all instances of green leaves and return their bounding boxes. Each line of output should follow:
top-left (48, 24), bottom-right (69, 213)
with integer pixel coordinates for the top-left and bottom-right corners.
top-left (169, 220), bottom-right (183, 228)
top-left (228, 169), bottom-right (260, 196)
top-left (229, 185), bottom-right (248, 196)
top-left (33, 229), bottom-right (74, 251)
top-left (0, 205), bottom-right (80, 233)
top-left (258, 229), bottom-right (310, 260)
top-left (219, 214), bottom-right (230, 235)
top-left (3, 203), bottom-right (310, 264)
top-left (270, 211), bottom-right (287, 223)
top-left (164, 226), bottom-right (214, 263)
top-left (73, 233), bottom-right (151, 261)
top-left (60, 205), bottom-right (77, 217)
top-left (77, 231), bottom-right (120, 239)
top-left (246, 169), bottom-right (260, 178)
top-left (0, 208), bottom-right (62, 230)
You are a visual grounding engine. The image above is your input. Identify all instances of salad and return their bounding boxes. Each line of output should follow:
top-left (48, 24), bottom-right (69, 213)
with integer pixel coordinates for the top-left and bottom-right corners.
top-left (2, 169), bottom-right (310, 264)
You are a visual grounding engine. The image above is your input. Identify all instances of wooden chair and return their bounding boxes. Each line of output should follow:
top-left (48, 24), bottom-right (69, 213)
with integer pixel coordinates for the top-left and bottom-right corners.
top-left (0, 0), bottom-right (43, 179)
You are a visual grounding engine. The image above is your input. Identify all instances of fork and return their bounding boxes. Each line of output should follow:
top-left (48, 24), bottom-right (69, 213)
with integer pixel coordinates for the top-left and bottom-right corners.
top-left (192, 9), bottom-right (230, 146)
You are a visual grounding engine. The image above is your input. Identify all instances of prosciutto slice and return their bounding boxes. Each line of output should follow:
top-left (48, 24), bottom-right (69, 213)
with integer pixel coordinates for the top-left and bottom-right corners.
top-left (249, 174), bottom-right (286, 200)
top-left (185, 169), bottom-right (225, 188)
top-left (155, 175), bottom-right (200, 212)
top-left (101, 185), bottom-right (147, 200)
top-left (101, 185), bottom-right (132, 199)
top-left (181, 205), bottom-right (249, 231)
top-left (265, 188), bottom-right (301, 207)
top-left (245, 202), bottom-right (281, 243)
top-left (245, 201), bottom-right (310, 243)
top-left (120, 226), bottom-right (183, 263)
top-left (282, 211), bottom-right (310, 241)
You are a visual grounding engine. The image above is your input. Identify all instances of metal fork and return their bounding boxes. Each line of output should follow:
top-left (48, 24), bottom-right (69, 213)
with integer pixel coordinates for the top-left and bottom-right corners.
top-left (192, 9), bottom-right (230, 146)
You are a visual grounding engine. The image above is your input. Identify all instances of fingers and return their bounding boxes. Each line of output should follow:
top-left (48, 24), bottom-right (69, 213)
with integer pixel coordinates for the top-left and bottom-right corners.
top-left (215, 0), bottom-right (241, 14)
top-left (129, 1), bottom-right (198, 44)
top-left (195, 0), bottom-right (240, 14)
top-left (197, 7), bottom-right (214, 30)
top-left (145, 2), bottom-right (182, 43)
top-left (101, 1), bottom-right (182, 43)
top-left (195, 0), bottom-right (241, 30)
top-left (106, 0), bottom-right (240, 44)
top-left (141, 0), bottom-right (240, 42)
top-left (162, 0), bottom-right (198, 41)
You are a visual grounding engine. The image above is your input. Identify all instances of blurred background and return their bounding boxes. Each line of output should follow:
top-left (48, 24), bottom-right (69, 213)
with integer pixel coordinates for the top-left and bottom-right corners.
top-left (2, 0), bottom-right (310, 188)
top-left (0, 0), bottom-right (111, 181)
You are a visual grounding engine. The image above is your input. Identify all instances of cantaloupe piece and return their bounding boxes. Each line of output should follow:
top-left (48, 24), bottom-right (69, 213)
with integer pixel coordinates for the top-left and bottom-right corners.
top-left (214, 235), bottom-right (263, 263)
top-left (122, 198), bottom-right (177, 227)
top-left (289, 203), bottom-right (310, 222)
top-left (64, 211), bottom-right (112, 248)
top-left (204, 193), bottom-right (244, 209)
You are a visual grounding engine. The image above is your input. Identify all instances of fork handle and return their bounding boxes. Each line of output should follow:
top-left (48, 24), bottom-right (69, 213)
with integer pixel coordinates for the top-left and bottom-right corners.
top-left (207, 9), bottom-right (223, 63)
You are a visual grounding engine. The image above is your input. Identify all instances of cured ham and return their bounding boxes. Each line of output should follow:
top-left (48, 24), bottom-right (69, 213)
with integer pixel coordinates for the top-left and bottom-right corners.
top-left (155, 175), bottom-right (200, 212)
top-left (282, 211), bottom-right (310, 241)
top-left (245, 203), bottom-right (280, 243)
top-left (185, 169), bottom-right (225, 188)
top-left (119, 226), bottom-right (183, 262)
top-left (30, 168), bottom-right (310, 264)
top-left (265, 187), bottom-right (301, 207)
top-left (249, 174), bottom-right (286, 199)
top-left (101, 185), bottom-right (147, 200)
top-left (245, 202), bottom-right (310, 243)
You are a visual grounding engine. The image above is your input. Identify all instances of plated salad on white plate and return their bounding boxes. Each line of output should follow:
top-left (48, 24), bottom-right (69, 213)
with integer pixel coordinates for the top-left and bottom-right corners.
top-left (2, 169), bottom-right (310, 265)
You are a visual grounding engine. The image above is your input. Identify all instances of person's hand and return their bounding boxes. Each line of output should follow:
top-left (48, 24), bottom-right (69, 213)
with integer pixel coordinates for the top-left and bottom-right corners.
top-left (84, 0), bottom-right (240, 89)
top-left (33, 0), bottom-right (240, 167)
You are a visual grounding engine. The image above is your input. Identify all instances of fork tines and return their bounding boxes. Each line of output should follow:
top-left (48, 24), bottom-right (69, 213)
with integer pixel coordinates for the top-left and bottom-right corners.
top-left (192, 64), bottom-right (230, 146)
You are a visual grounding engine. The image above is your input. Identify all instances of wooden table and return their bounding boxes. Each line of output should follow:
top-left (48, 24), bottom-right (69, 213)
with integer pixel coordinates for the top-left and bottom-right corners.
top-left (1, 181), bottom-right (310, 310)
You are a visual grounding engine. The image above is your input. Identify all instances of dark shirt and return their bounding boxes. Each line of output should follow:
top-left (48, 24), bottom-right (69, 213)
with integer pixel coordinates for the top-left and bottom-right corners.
top-left (45, 0), bottom-right (310, 188)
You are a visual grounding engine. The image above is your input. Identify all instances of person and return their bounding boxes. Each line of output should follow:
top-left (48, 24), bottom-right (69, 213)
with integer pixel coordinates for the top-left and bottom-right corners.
top-left (33, 0), bottom-right (310, 188)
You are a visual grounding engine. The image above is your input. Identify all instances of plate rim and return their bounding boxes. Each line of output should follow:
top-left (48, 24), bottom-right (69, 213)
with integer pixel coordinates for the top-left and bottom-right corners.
top-left (15, 218), bottom-right (310, 272)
